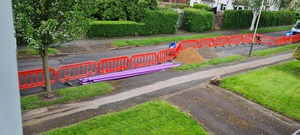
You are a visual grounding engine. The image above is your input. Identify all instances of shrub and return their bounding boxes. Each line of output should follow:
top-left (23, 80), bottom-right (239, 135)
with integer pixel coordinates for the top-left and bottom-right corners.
top-left (184, 8), bottom-right (214, 32)
top-left (139, 8), bottom-right (179, 35)
top-left (165, 3), bottom-right (190, 9)
top-left (193, 4), bottom-right (211, 11)
top-left (222, 10), bottom-right (297, 29)
top-left (87, 21), bottom-right (144, 38)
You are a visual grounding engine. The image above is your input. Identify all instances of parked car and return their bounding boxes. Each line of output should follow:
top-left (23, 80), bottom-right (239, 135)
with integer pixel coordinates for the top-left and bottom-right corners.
top-left (291, 21), bottom-right (300, 35)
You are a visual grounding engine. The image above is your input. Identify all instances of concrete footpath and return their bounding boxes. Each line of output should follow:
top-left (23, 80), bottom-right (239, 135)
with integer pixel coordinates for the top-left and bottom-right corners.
top-left (22, 53), bottom-right (300, 134)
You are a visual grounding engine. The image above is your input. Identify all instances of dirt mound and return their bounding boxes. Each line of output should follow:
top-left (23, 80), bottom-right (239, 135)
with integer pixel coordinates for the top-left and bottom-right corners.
top-left (197, 46), bottom-right (219, 59)
top-left (175, 48), bottom-right (205, 64)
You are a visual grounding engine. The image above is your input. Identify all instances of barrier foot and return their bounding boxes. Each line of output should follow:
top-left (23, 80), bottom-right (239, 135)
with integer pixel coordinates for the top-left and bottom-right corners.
top-left (63, 82), bottom-right (74, 87)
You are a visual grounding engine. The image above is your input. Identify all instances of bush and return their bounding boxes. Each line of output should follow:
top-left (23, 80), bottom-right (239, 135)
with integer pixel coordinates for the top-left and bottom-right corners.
top-left (87, 21), bottom-right (144, 38)
top-left (223, 10), bottom-right (297, 29)
top-left (184, 8), bottom-right (214, 32)
top-left (193, 4), bottom-right (211, 11)
top-left (139, 8), bottom-right (179, 35)
top-left (94, 0), bottom-right (158, 22)
top-left (165, 3), bottom-right (190, 9)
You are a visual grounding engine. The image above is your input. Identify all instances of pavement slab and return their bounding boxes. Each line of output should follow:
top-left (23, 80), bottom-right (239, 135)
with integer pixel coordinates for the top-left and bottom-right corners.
top-left (165, 84), bottom-right (300, 135)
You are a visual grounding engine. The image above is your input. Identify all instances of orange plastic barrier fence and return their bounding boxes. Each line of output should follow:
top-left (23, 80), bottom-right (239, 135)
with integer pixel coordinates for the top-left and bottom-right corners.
top-left (180, 40), bottom-right (198, 50)
top-left (130, 52), bottom-right (157, 68)
top-left (292, 34), bottom-right (300, 43)
top-left (285, 36), bottom-right (293, 44)
top-left (97, 56), bottom-right (129, 74)
top-left (198, 38), bottom-right (214, 48)
top-left (214, 36), bottom-right (229, 47)
top-left (229, 35), bottom-right (243, 45)
top-left (58, 61), bottom-right (97, 83)
top-left (276, 36), bottom-right (287, 46)
top-left (259, 35), bottom-right (276, 46)
top-left (18, 68), bottom-right (56, 90)
top-left (157, 48), bottom-right (175, 63)
top-left (174, 42), bottom-right (182, 56)
top-left (242, 34), bottom-right (254, 44)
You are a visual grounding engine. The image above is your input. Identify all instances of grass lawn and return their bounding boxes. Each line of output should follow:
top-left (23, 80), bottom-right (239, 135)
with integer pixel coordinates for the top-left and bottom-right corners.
top-left (43, 100), bottom-right (208, 135)
top-left (221, 60), bottom-right (300, 120)
top-left (112, 33), bottom-right (222, 47)
top-left (252, 44), bottom-right (298, 57)
top-left (21, 82), bottom-right (113, 111)
top-left (18, 48), bottom-right (59, 57)
top-left (173, 55), bottom-right (245, 71)
top-left (240, 25), bottom-right (293, 34)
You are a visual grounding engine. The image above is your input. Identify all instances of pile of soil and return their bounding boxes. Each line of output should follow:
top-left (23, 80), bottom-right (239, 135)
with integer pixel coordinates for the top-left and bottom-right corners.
top-left (197, 46), bottom-right (219, 59)
top-left (175, 47), bottom-right (205, 64)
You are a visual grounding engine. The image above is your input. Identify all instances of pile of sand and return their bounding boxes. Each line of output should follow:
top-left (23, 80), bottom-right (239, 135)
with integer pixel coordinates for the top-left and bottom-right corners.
top-left (197, 46), bottom-right (219, 59)
top-left (175, 47), bottom-right (205, 64)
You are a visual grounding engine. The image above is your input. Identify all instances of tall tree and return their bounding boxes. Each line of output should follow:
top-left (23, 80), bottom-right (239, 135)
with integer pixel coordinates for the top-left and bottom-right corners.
top-left (236, 0), bottom-right (281, 31)
top-left (13, 0), bottom-right (96, 97)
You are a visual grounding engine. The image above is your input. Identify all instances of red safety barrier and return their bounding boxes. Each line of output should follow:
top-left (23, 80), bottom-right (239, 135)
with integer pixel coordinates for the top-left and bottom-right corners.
top-left (213, 36), bottom-right (229, 47)
top-left (58, 61), bottom-right (97, 83)
top-left (198, 38), bottom-right (214, 48)
top-left (157, 48), bottom-right (175, 63)
top-left (174, 42), bottom-right (182, 56)
top-left (130, 52), bottom-right (157, 68)
top-left (98, 56), bottom-right (129, 74)
top-left (286, 36), bottom-right (293, 44)
top-left (229, 35), bottom-right (243, 45)
top-left (180, 40), bottom-right (198, 50)
top-left (258, 35), bottom-right (276, 46)
top-left (18, 68), bottom-right (56, 90)
top-left (242, 34), bottom-right (254, 44)
top-left (276, 36), bottom-right (287, 46)
top-left (292, 34), bottom-right (300, 43)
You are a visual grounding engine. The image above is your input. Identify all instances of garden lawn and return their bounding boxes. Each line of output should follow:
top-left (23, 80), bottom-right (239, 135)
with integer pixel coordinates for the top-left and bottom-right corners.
top-left (221, 60), bottom-right (300, 120)
top-left (240, 25), bottom-right (293, 34)
top-left (18, 48), bottom-right (59, 57)
top-left (43, 100), bottom-right (208, 135)
top-left (21, 82), bottom-right (112, 111)
top-left (112, 33), bottom-right (222, 47)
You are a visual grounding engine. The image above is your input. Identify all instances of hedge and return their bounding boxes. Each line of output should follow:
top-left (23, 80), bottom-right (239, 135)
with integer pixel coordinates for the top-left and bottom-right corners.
top-left (223, 10), bottom-right (297, 29)
top-left (193, 4), bottom-right (211, 11)
top-left (139, 8), bottom-right (179, 35)
top-left (86, 21), bottom-right (144, 38)
top-left (184, 8), bottom-right (214, 32)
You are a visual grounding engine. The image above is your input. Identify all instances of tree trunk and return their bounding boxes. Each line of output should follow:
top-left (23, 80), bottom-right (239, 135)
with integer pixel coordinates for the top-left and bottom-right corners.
top-left (41, 47), bottom-right (52, 98)
top-left (249, 10), bottom-right (259, 31)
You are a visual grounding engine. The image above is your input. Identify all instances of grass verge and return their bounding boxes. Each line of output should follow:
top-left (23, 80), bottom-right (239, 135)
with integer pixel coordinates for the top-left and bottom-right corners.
top-left (21, 82), bottom-right (113, 111)
top-left (252, 44), bottom-right (298, 57)
top-left (240, 25), bottom-right (292, 34)
top-left (112, 33), bottom-right (222, 47)
top-left (173, 55), bottom-right (245, 71)
top-left (221, 60), bottom-right (300, 120)
top-left (17, 48), bottom-right (59, 57)
top-left (43, 100), bottom-right (208, 135)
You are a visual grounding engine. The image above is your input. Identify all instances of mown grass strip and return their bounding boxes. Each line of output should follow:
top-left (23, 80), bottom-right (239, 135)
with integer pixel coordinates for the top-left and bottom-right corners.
top-left (21, 82), bottom-right (113, 111)
top-left (43, 100), bottom-right (208, 135)
top-left (240, 25), bottom-right (293, 34)
top-left (173, 55), bottom-right (245, 71)
top-left (112, 33), bottom-right (222, 47)
top-left (252, 44), bottom-right (298, 57)
top-left (221, 60), bottom-right (300, 120)
top-left (17, 48), bottom-right (59, 57)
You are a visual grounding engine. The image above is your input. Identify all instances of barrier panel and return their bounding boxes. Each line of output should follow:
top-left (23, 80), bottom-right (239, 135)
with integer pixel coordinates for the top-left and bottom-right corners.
top-left (98, 56), bottom-right (129, 74)
top-left (157, 48), bottom-right (175, 63)
top-left (242, 34), bottom-right (254, 44)
top-left (229, 35), bottom-right (243, 45)
top-left (130, 52), bottom-right (157, 68)
top-left (58, 61), bottom-right (97, 83)
top-left (286, 36), bottom-right (293, 44)
top-left (180, 40), bottom-right (198, 50)
top-left (174, 42), bottom-right (182, 56)
top-left (18, 68), bottom-right (56, 90)
top-left (213, 36), bottom-right (229, 47)
top-left (198, 38), bottom-right (214, 48)
top-left (292, 34), bottom-right (300, 43)
top-left (276, 36), bottom-right (287, 46)
top-left (259, 35), bottom-right (276, 46)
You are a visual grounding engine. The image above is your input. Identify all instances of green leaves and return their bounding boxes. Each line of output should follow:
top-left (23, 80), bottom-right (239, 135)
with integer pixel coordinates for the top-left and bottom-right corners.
top-left (184, 8), bottom-right (214, 32)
